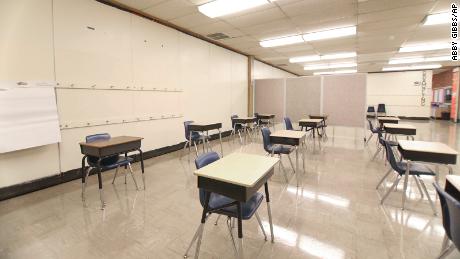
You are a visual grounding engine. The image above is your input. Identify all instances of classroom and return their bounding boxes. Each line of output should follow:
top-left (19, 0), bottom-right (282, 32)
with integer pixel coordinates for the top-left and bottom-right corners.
top-left (1, 0), bottom-right (460, 258)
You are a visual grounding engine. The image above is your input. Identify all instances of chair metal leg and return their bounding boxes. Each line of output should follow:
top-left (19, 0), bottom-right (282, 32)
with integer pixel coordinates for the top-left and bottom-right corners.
top-left (81, 168), bottom-right (91, 202)
top-left (278, 156), bottom-right (289, 183)
top-left (287, 154), bottom-right (295, 173)
top-left (180, 141), bottom-right (189, 159)
top-left (417, 176), bottom-right (437, 215)
top-left (366, 133), bottom-right (374, 144)
top-left (193, 141), bottom-right (198, 157)
top-left (226, 217), bottom-right (238, 257)
top-left (111, 166), bottom-right (120, 184)
top-left (184, 223), bottom-right (204, 258)
top-left (376, 168), bottom-right (393, 190)
top-left (437, 242), bottom-right (455, 259)
top-left (214, 214), bottom-right (221, 226)
top-left (381, 176), bottom-right (401, 204)
top-left (128, 163), bottom-right (140, 191)
top-left (413, 175), bottom-right (424, 199)
top-left (255, 212), bottom-right (267, 241)
top-left (372, 146), bottom-right (382, 160)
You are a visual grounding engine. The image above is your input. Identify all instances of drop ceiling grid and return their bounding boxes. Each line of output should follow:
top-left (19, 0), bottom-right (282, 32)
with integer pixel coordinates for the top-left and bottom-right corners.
top-left (112, 0), bottom-right (453, 75)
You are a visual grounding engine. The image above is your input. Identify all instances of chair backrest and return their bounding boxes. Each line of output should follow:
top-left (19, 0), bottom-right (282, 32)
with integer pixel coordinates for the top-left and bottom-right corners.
top-left (184, 121), bottom-right (194, 139)
top-left (367, 106), bottom-right (375, 113)
top-left (231, 115), bottom-right (238, 128)
top-left (444, 187), bottom-right (460, 249)
top-left (86, 133), bottom-right (110, 143)
top-left (377, 103), bottom-right (386, 113)
top-left (261, 127), bottom-right (272, 153)
top-left (384, 140), bottom-right (400, 173)
top-left (433, 183), bottom-right (453, 239)
top-left (284, 117), bottom-right (293, 130)
top-left (195, 152), bottom-right (220, 207)
top-left (86, 133), bottom-right (118, 165)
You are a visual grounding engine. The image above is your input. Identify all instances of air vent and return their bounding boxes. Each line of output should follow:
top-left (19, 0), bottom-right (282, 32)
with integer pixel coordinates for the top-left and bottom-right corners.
top-left (207, 33), bottom-right (230, 40)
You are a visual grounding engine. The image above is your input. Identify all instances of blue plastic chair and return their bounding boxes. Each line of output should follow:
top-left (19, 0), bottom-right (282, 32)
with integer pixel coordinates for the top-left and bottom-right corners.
top-left (367, 106), bottom-right (376, 118)
top-left (433, 183), bottom-right (460, 258)
top-left (377, 140), bottom-right (436, 214)
top-left (182, 121), bottom-right (208, 159)
top-left (82, 133), bottom-right (139, 206)
top-left (377, 103), bottom-right (386, 116)
top-left (261, 127), bottom-right (295, 182)
top-left (284, 117), bottom-right (294, 130)
top-left (184, 152), bottom-right (268, 258)
top-left (366, 119), bottom-right (381, 144)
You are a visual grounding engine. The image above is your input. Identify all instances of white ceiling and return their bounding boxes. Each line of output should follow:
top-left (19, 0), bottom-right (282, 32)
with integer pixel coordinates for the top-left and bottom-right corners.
top-left (113, 0), bottom-right (458, 75)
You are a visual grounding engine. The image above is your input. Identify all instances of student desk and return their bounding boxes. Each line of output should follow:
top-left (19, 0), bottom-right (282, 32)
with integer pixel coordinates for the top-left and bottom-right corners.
top-left (299, 119), bottom-right (322, 138)
top-left (257, 114), bottom-right (275, 130)
top-left (378, 116), bottom-right (399, 127)
top-left (188, 122), bottom-right (223, 156)
top-left (194, 153), bottom-right (279, 259)
top-left (446, 175), bottom-right (460, 201)
top-left (79, 136), bottom-right (145, 209)
top-left (398, 140), bottom-right (458, 214)
top-left (309, 114), bottom-right (327, 137)
top-left (384, 123), bottom-right (416, 140)
top-left (270, 130), bottom-right (306, 186)
top-left (232, 117), bottom-right (256, 145)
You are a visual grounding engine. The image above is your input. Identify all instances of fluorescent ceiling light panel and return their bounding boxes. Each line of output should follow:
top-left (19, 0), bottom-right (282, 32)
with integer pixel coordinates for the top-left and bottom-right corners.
top-left (321, 52), bottom-right (356, 60)
top-left (290, 52), bottom-right (356, 64)
top-left (389, 55), bottom-right (451, 64)
top-left (260, 35), bottom-right (303, 47)
top-left (304, 63), bottom-right (357, 71)
top-left (289, 55), bottom-right (320, 63)
top-left (382, 64), bottom-right (442, 71)
top-left (399, 43), bottom-right (450, 52)
top-left (313, 69), bottom-right (357, 75)
top-left (198, 0), bottom-right (269, 18)
top-left (302, 26), bottom-right (356, 42)
top-left (423, 12), bottom-right (450, 25)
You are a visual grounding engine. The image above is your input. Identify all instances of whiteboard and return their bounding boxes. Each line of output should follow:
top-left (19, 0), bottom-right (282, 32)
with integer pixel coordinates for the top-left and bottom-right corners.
top-left (0, 81), bottom-right (61, 153)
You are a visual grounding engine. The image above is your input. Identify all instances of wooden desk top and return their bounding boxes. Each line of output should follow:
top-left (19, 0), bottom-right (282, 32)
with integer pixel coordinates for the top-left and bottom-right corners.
top-left (257, 114), bottom-right (275, 118)
top-left (446, 175), bottom-right (460, 193)
top-left (384, 123), bottom-right (416, 129)
top-left (189, 122), bottom-right (221, 126)
top-left (378, 116), bottom-right (400, 121)
top-left (398, 140), bottom-right (458, 155)
top-left (309, 114), bottom-right (328, 119)
top-left (234, 117), bottom-right (256, 120)
top-left (194, 153), bottom-right (279, 187)
top-left (299, 119), bottom-right (322, 123)
top-left (79, 136), bottom-right (143, 148)
top-left (270, 130), bottom-right (307, 139)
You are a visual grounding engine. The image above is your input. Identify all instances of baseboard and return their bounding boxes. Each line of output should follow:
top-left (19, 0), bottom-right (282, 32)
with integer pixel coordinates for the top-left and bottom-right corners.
top-left (398, 116), bottom-right (430, 120)
top-left (0, 130), bottom-right (232, 201)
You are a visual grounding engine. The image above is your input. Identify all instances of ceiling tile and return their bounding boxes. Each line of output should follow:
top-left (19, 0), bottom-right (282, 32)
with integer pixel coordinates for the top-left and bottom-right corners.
top-left (143, 0), bottom-right (197, 20)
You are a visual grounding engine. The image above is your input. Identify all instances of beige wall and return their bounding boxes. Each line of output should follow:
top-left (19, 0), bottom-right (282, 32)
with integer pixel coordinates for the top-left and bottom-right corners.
top-left (367, 71), bottom-right (433, 117)
top-left (253, 60), bottom-right (296, 80)
top-left (0, 0), bottom-right (248, 187)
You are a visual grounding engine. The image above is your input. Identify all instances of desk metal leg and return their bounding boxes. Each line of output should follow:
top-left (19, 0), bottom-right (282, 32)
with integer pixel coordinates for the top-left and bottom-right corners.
top-left (189, 132), bottom-right (193, 160)
top-left (81, 156), bottom-right (87, 202)
top-left (402, 161), bottom-right (410, 210)
top-left (236, 202), bottom-right (244, 259)
top-left (194, 191), bottom-right (210, 259)
top-left (218, 129), bottom-right (223, 157)
top-left (96, 159), bottom-right (105, 210)
top-left (264, 183), bottom-right (274, 243)
top-left (138, 149), bottom-right (145, 190)
top-left (295, 146), bottom-right (299, 187)
top-left (202, 131), bottom-right (206, 153)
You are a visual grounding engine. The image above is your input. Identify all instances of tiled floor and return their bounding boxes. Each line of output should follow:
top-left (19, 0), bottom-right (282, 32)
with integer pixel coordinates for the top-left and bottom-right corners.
top-left (1, 120), bottom-right (459, 259)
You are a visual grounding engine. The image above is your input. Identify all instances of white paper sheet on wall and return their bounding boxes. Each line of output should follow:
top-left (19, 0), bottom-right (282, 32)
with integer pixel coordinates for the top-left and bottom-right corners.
top-left (0, 81), bottom-right (61, 153)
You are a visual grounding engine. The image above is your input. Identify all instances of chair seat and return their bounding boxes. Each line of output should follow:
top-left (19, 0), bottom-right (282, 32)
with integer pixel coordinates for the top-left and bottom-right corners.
top-left (209, 192), bottom-right (264, 220)
top-left (396, 162), bottom-right (435, 176)
top-left (189, 132), bottom-right (209, 141)
top-left (268, 145), bottom-right (294, 155)
top-left (88, 156), bottom-right (133, 170)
